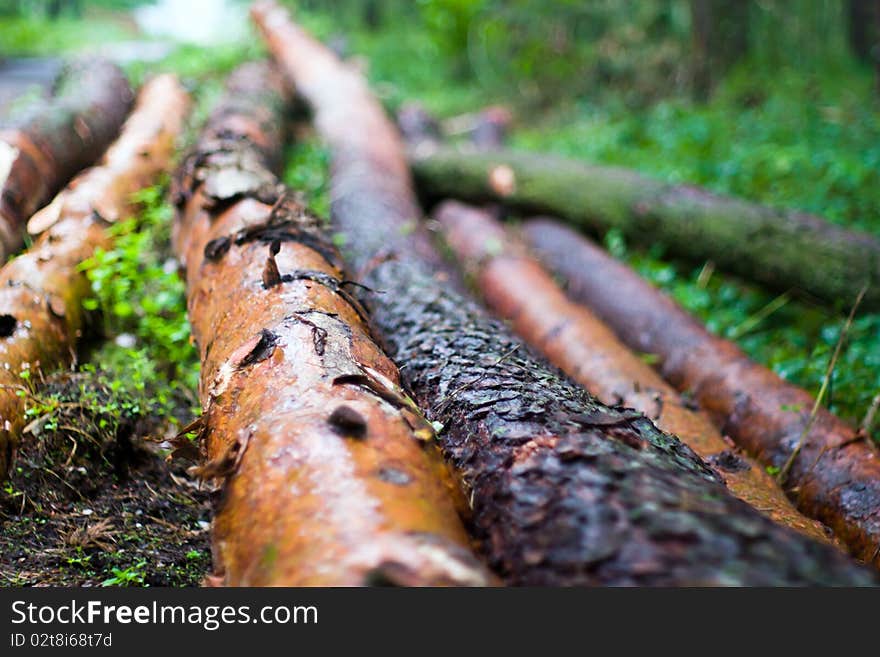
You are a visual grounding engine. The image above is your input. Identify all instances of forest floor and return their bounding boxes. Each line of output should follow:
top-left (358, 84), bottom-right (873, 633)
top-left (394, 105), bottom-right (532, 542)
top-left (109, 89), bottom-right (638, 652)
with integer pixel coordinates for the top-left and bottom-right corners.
top-left (0, 6), bottom-right (878, 586)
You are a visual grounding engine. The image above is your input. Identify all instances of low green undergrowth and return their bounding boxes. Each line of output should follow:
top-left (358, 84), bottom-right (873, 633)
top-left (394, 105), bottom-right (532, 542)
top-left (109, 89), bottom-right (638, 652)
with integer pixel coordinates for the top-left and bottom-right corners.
top-left (77, 181), bottom-right (199, 425)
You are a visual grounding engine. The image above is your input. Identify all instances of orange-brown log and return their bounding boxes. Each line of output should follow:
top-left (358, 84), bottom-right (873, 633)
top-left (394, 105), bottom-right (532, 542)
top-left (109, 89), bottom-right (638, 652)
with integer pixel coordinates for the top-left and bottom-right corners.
top-left (0, 74), bottom-right (189, 479)
top-left (523, 217), bottom-right (880, 567)
top-left (0, 59), bottom-right (133, 260)
top-left (172, 62), bottom-right (492, 587)
top-left (435, 200), bottom-right (833, 545)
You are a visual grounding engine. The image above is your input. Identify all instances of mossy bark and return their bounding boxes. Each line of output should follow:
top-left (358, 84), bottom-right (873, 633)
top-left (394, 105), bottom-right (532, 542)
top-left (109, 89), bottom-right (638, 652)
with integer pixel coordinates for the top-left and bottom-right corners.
top-left (410, 147), bottom-right (880, 312)
top-left (0, 59), bottom-right (133, 260)
top-left (254, 0), bottom-right (879, 585)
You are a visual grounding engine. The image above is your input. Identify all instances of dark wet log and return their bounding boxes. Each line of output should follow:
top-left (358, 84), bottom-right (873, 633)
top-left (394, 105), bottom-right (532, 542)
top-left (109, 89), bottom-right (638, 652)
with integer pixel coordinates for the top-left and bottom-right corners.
top-left (0, 75), bottom-right (189, 479)
top-left (409, 147), bottom-right (880, 312)
top-left (436, 200), bottom-right (834, 546)
top-left (523, 218), bottom-right (880, 568)
top-left (253, 0), bottom-right (878, 585)
top-left (0, 59), bottom-right (133, 260)
top-left (172, 62), bottom-right (492, 587)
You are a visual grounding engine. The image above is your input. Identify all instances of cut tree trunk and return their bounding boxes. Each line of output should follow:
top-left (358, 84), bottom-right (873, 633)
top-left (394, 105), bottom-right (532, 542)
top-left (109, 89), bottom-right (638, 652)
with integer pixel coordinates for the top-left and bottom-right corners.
top-left (0, 59), bottom-right (133, 260)
top-left (172, 61), bottom-right (492, 587)
top-left (409, 147), bottom-right (880, 312)
top-left (252, 0), bottom-right (878, 585)
top-left (435, 199), bottom-right (834, 546)
top-left (0, 74), bottom-right (189, 479)
top-left (523, 218), bottom-right (880, 568)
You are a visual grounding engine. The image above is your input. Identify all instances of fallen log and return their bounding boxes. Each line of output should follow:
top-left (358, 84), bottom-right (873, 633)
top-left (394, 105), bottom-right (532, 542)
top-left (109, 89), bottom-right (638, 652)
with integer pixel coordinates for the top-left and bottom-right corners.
top-left (172, 61), bottom-right (492, 587)
top-left (409, 147), bottom-right (880, 312)
top-left (435, 199), bottom-right (834, 545)
top-left (0, 74), bottom-right (189, 480)
top-left (0, 59), bottom-right (133, 260)
top-left (523, 218), bottom-right (880, 568)
top-left (252, 0), bottom-right (878, 585)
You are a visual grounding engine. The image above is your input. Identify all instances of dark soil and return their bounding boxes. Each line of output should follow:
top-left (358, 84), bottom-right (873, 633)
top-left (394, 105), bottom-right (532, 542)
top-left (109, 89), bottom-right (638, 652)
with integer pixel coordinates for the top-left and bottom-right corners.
top-left (0, 373), bottom-right (212, 587)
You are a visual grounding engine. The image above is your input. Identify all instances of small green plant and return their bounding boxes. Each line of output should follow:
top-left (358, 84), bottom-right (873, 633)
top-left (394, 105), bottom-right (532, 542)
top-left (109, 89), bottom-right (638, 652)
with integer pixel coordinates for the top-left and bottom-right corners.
top-left (65, 549), bottom-right (92, 570)
top-left (101, 561), bottom-right (147, 587)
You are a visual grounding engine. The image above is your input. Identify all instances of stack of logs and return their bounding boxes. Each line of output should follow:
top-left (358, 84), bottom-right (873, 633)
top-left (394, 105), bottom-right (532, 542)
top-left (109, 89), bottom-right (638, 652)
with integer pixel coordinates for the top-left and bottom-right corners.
top-left (1, 0), bottom-right (878, 586)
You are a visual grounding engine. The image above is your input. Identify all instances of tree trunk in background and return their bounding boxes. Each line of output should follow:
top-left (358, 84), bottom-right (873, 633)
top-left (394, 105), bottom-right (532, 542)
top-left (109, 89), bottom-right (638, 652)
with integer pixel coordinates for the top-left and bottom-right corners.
top-left (252, 0), bottom-right (879, 586)
top-left (172, 62), bottom-right (491, 587)
top-left (847, 0), bottom-right (876, 61)
top-left (410, 147), bottom-right (880, 312)
top-left (690, 0), bottom-right (749, 100)
top-left (690, 0), bottom-right (712, 100)
top-left (0, 59), bottom-right (132, 261)
top-left (876, 0), bottom-right (880, 94)
top-left (435, 199), bottom-right (835, 546)
top-left (847, 0), bottom-right (880, 93)
top-left (523, 218), bottom-right (880, 568)
top-left (0, 75), bottom-right (188, 479)
top-left (364, 0), bottom-right (381, 29)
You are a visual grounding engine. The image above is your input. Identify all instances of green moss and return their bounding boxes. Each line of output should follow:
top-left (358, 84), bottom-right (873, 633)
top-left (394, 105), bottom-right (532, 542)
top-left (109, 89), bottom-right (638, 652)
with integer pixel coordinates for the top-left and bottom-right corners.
top-left (76, 180), bottom-right (199, 425)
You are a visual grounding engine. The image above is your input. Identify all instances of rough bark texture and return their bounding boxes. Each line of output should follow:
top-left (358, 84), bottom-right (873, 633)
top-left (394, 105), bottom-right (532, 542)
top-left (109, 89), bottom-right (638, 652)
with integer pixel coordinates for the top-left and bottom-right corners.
top-left (0, 75), bottom-right (189, 479)
top-left (253, 1), bottom-right (879, 585)
top-left (172, 62), bottom-right (492, 587)
top-left (0, 59), bottom-right (133, 260)
top-left (524, 218), bottom-right (880, 568)
top-left (436, 200), bottom-right (834, 546)
top-left (410, 147), bottom-right (880, 312)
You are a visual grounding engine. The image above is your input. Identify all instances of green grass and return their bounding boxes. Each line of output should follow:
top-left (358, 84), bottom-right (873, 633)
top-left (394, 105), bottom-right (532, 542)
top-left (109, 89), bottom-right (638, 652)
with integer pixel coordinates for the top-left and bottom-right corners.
top-left (0, 15), bottom-right (134, 56)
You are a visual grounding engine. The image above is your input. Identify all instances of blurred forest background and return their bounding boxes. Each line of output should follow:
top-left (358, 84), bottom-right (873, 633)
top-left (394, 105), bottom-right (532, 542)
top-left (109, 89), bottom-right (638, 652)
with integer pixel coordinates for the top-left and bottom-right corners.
top-left (1, 0), bottom-right (878, 438)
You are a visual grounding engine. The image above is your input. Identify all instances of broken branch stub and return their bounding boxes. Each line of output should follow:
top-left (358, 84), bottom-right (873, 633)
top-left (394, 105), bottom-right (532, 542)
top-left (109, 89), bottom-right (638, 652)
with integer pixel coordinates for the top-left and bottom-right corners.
top-left (0, 58), bottom-right (133, 260)
top-left (523, 217), bottom-right (880, 568)
top-left (435, 200), bottom-right (834, 545)
top-left (172, 61), bottom-right (492, 587)
top-left (252, 0), bottom-right (878, 585)
top-left (0, 74), bottom-right (190, 478)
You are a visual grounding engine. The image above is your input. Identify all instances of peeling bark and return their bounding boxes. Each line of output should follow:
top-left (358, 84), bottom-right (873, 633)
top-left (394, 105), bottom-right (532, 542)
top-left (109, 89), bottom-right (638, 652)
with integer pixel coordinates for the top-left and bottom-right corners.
top-left (523, 218), bottom-right (880, 568)
top-left (253, 1), bottom-right (878, 585)
top-left (409, 147), bottom-right (880, 312)
top-left (172, 62), bottom-right (492, 587)
top-left (435, 200), bottom-right (834, 546)
top-left (0, 59), bottom-right (133, 260)
top-left (0, 75), bottom-right (189, 478)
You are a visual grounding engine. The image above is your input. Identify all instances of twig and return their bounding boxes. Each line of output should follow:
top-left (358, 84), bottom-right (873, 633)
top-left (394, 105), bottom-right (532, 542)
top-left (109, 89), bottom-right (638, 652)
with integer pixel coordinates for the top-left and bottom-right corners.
top-left (858, 392), bottom-right (880, 454)
top-left (729, 291), bottom-right (791, 339)
top-left (778, 285), bottom-right (867, 484)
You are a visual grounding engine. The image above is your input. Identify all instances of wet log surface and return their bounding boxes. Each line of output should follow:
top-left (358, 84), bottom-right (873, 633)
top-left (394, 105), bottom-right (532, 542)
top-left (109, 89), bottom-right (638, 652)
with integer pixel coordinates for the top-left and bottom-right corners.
top-left (253, 0), bottom-right (879, 585)
top-left (172, 62), bottom-right (492, 587)
top-left (523, 218), bottom-right (880, 569)
top-left (409, 147), bottom-right (880, 312)
top-left (0, 59), bottom-right (133, 260)
top-left (435, 200), bottom-right (834, 546)
top-left (0, 74), bottom-right (189, 479)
